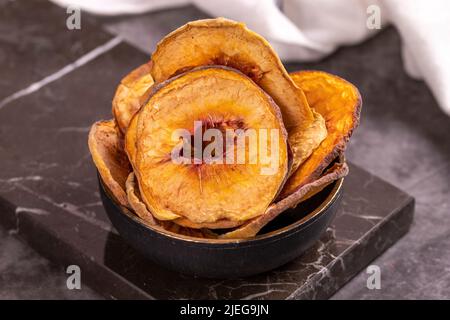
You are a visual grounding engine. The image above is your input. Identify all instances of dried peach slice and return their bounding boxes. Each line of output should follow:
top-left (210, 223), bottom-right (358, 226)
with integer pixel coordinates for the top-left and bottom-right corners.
top-left (279, 71), bottom-right (361, 198)
top-left (112, 63), bottom-right (154, 135)
top-left (135, 66), bottom-right (289, 224)
top-left (150, 18), bottom-right (326, 176)
top-left (88, 120), bottom-right (131, 207)
top-left (149, 18), bottom-right (310, 127)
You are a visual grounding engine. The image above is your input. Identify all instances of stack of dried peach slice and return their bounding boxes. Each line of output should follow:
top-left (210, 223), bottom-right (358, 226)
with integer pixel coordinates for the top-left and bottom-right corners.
top-left (88, 18), bottom-right (361, 239)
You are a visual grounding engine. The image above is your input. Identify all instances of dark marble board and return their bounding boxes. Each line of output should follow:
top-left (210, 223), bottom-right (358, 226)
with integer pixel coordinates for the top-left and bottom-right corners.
top-left (0, 0), bottom-right (414, 299)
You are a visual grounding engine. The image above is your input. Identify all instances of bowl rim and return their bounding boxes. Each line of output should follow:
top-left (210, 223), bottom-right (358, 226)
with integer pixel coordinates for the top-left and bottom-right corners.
top-left (99, 173), bottom-right (343, 245)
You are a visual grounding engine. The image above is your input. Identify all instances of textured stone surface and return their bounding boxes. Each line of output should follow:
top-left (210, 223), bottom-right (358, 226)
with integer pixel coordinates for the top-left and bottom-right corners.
top-left (332, 165), bottom-right (450, 299)
top-left (0, 226), bottom-right (100, 299)
top-left (0, 0), bottom-right (110, 101)
top-left (0, 40), bottom-right (155, 299)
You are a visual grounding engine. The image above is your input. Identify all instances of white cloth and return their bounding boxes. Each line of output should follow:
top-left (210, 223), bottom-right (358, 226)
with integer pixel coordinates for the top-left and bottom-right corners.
top-left (51, 0), bottom-right (450, 116)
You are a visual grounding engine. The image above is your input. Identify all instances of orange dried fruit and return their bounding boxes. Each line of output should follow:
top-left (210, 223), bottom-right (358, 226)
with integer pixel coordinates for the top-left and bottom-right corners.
top-left (125, 172), bottom-right (156, 224)
top-left (126, 172), bottom-right (217, 238)
top-left (288, 109), bottom-right (327, 174)
top-left (88, 120), bottom-right (131, 207)
top-left (88, 19), bottom-right (363, 241)
top-left (150, 18), bottom-right (308, 127)
top-left (124, 112), bottom-right (139, 167)
top-left (134, 66), bottom-right (290, 224)
top-left (126, 152), bottom-right (242, 229)
top-left (112, 63), bottom-right (154, 135)
top-left (279, 71), bottom-right (361, 198)
top-left (149, 18), bottom-right (326, 169)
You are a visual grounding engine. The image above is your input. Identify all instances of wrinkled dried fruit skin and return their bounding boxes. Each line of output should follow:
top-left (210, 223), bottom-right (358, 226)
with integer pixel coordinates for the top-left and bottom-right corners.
top-left (279, 71), bottom-right (361, 198)
top-left (135, 66), bottom-right (289, 224)
top-left (126, 124), bottom-right (245, 229)
top-left (173, 216), bottom-right (244, 229)
top-left (127, 168), bottom-right (242, 229)
top-left (112, 63), bottom-right (154, 135)
top-left (221, 161), bottom-right (348, 239)
top-left (88, 120), bottom-right (131, 207)
top-left (288, 109), bottom-right (327, 174)
top-left (125, 173), bottom-right (217, 238)
top-left (159, 221), bottom-right (218, 239)
top-left (126, 172), bottom-right (156, 224)
top-left (149, 18), bottom-right (313, 130)
top-left (125, 112), bottom-right (139, 168)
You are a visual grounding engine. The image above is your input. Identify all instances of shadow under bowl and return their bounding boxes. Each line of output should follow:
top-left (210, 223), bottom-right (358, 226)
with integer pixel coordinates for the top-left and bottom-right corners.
top-left (99, 175), bottom-right (343, 278)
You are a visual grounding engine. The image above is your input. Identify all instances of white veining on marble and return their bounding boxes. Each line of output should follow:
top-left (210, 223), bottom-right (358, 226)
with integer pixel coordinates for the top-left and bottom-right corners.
top-left (8, 206), bottom-right (50, 235)
top-left (81, 201), bottom-right (103, 208)
top-left (0, 36), bottom-right (122, 111)
top-left (15, 207), bottom-right (50, 215)
top-left (58, 126), bottom-right (91, 133)
top-left (66, 181), bottom-right (82, 188)
top-left (10, 181), bottom-right (113, 233)
top-left (1, 175), bottom-right (113, 232)
top-left (241, 289), bottom-right (290, 300)
top-left (3, 176), bottom-right (43, 183)
top-left (205, 277), bottom-right (299, 300)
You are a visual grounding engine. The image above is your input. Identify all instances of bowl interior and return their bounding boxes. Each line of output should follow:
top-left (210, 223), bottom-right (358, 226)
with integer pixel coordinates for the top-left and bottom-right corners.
top-left (259, 182), bottom-right (339, 234)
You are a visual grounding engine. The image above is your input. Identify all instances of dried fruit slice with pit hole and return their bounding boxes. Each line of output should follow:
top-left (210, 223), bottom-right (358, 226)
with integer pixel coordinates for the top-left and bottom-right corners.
top-left (149, 18), bottom-right (327, 167)
top-left (112, 63), bottom-right (154, 135)
top-left (279, 71), bottom-right (361, 198)
top-left (135, 66), bottom-right (289, 224)
top-left (220, 160), bottom-right (348, 239)
top-left (88, 120), bottom-right (131, 207)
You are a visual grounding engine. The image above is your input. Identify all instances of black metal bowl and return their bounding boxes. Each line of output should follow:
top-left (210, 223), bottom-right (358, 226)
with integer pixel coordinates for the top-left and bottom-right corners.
top-left (99, 175), bottom-right (343, 278)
